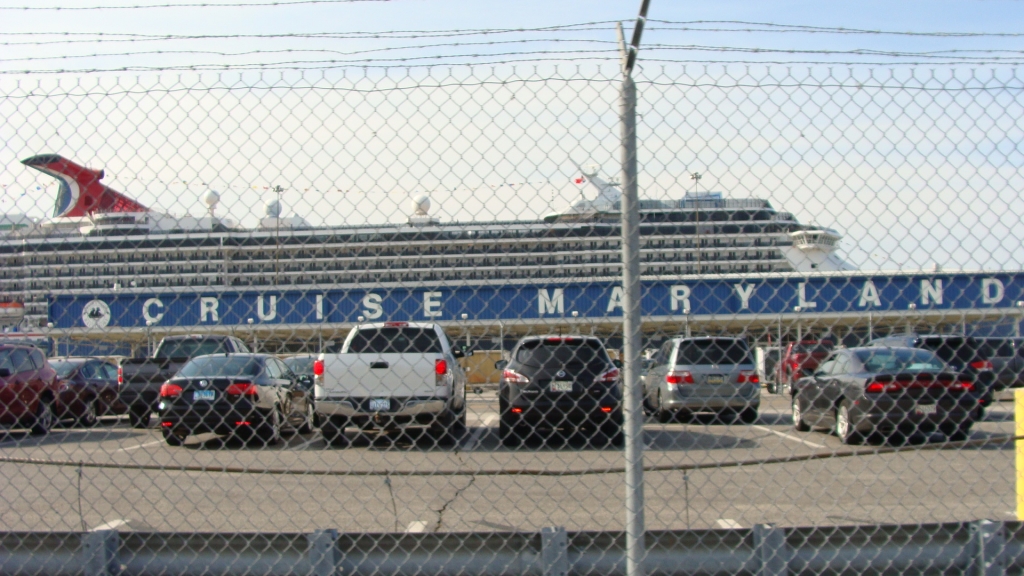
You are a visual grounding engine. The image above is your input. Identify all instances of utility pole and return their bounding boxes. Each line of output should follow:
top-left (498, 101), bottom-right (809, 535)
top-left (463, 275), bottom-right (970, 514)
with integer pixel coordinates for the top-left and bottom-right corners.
top-left (618, 3), bottom-right (651, 576)
top-left (691, 172), bottom-right (702, 275)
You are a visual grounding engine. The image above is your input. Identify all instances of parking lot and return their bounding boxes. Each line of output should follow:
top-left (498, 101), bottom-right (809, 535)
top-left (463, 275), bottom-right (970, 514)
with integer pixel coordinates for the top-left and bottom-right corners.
top-left (0, 391), bottom-right (1014, 534)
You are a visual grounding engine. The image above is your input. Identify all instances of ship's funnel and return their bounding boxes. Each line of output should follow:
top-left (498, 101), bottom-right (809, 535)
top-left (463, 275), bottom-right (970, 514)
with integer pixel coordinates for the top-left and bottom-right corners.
top-left (21, 154), bottom-right (148, 217)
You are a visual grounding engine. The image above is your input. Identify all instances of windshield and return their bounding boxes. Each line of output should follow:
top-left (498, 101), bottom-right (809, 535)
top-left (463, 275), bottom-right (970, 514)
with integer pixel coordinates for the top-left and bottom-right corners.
top-left (48, 360), bottom-right (82, 378)
top-left (676, 340), bottom-right (752, 365)
top-left (177, 356), bottom-right (263, 378)
top-left (855, 348), bottom-right (946, 373)
top-left (284, 357), bottom-right (315, 375)
top-left (793, 342), bottom-right (834, 355)
top-left (347, 328), bottom-right (443, 354)
top-left (156, 338), bottom-right (229, 359)
top-left (514, 339), bottom-right (607, 368)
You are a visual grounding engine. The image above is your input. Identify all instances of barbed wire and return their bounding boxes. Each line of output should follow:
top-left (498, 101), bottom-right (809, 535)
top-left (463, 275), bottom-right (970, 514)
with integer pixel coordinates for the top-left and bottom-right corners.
top-left (0, 0), bottom-right (390, 9)
top-left (649, 20), bottom-right (1024, 38)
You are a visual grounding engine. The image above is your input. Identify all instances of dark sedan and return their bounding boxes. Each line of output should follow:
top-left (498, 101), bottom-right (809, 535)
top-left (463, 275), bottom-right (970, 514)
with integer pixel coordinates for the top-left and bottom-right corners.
top-left (48, 357), bottom-right (125, 426)
top-left (497, 336), bottom-right (623, 448)
top-left (791, 347), bottom-right (981, 444)
top-left (157, 354), bottom-right (315, 446)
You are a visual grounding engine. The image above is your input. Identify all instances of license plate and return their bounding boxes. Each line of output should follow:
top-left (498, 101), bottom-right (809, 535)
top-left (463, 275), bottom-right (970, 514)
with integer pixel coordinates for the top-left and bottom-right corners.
top-left (550, 381), bottom-right (573, 392)
top-left (193, 390), bottom-right (215, 401)
top-left (706, 375), bottom-right (725, 384)
top-left (369, 398), bottom-right (390, 411)
top-left (917, 404), bottom-right (938, 415)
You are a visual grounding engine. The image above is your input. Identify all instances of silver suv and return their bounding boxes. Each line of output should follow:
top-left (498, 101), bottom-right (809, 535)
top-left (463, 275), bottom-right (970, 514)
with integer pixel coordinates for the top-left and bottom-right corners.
top-left (642, 337), bottom-right (760, 424)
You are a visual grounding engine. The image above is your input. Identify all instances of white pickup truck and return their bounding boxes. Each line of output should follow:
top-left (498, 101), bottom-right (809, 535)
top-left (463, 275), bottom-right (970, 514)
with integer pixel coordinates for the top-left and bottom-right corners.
top-left (313, 322), bottom-right (468, 445)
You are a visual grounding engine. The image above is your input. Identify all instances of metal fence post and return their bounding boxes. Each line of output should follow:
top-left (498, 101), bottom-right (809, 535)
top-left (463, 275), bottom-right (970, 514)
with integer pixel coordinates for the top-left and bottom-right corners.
top-left (307, 529), bottom-right (337, 576)
top-left (620, 62), bottom-right (646, 576)
top-left (971, 520), bottom-right (1006, 576)
top-left (753, 524), bottom-right (789, 576)
top-left (83, 530), bottom-right (119, 576)
top-left (541, 526), bottom-right (568, 576)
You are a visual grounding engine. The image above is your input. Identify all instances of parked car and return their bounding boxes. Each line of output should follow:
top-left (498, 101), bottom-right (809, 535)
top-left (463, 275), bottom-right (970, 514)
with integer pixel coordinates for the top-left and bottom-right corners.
top-left (157, 353), bottom-right (315, 446)
top-left (496, 335), bottom-right (623, 448)
top-left (976, 337), bottom-right (1024, 390)
top-left (48, 357), bottom-right (125, 426)
top-left (120, 335), bottom-right (251, 429)
top-left (867, 335), bottom-right (996, 403)
top-left (774, 339), bottom-right (835, 392)
top-left (791, 346), bottom-right (981, 444)
top-left (0, 345), bottom-right (61, 435)
top-left (314, 322), bottom-right (469, 446)
top-left (642, 337), bottom-right (759, 424)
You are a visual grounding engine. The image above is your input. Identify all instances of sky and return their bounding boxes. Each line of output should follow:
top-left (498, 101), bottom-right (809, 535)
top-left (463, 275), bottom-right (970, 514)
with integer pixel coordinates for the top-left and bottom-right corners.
top-left (0, 0), bottom-right (1022, 272)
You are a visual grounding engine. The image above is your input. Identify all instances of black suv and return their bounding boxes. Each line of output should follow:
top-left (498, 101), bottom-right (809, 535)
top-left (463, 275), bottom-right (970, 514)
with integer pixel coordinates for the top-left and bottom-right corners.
top-left (496, 336), bottom-right (623, 448)
top-left (868, 335), bottom-right (996, 406)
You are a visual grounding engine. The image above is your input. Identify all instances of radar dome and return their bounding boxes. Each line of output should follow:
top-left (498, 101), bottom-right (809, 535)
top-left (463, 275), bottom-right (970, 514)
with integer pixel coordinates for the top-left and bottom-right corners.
top-left (265, 199), bottom-right (282, 218)
top-left (412, 194), bottom-right (431, 216)
top-left (203, 190), bottom-right (220, 207)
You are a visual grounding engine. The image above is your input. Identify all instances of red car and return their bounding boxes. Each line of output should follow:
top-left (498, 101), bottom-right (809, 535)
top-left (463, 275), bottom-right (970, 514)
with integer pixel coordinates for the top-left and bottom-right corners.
top-left (0, 345), bottom-right (62, 434)
top-left (774, 339), bottom-right (835, 392)
top-left (48, 357), bottom-right (126, 427)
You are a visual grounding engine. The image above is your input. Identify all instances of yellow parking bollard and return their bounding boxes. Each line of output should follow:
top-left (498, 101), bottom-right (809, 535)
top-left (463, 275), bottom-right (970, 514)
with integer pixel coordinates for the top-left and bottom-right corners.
top-left (1018, 389), bottom-right (1024, 520)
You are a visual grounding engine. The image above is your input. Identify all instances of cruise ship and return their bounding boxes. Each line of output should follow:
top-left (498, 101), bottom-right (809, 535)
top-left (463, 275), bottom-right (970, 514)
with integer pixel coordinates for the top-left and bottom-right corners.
top-left (1, 154), bottom-right (849, 330)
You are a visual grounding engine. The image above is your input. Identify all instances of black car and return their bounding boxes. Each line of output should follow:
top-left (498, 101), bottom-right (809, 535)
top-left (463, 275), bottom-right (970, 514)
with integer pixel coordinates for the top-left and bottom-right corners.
top-left (157, 354), bottom-right (315, 446)
top-left (868, 335), bottom-right (996, 403)
top-left (791, 346), bottom-right (982, 444)
top-left (496, 336), bottom-right (623, 448)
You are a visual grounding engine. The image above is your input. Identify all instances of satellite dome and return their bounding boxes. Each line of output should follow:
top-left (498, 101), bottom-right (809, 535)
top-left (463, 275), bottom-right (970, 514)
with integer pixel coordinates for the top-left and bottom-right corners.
top-left (265, 199), bottom-right (282, 218)
top-left (412, 194), bottom-right (431, 216)
top-left (203, 190), bottom-right (220, 207)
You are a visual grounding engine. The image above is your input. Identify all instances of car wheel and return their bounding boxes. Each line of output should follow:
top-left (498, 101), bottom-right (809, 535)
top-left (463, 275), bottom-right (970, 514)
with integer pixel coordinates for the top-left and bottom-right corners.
top-left (499, 413), bottom-right (522, 448)
top-left (834, 401), bottom-right (860, 444)
top-left (767, 381), bottom-right (777, 394)
top-left (655, 391), bottom-right (674, 424)
top-left (297, 402), bottom-right (315, 435)
top-left (941, 422), bottom-right (972, 442)
top-left (321, 418), bottom-right (347, 447)
top-left (792, 396), bottom-right (810, 432)
top-left (429, 410), bottom-right (462, 445)
top-left (128, 407), bottom-right (150, 429)
top-left (738, 407), bottom-right (758, 425)
top-left (642, 390), bottom-right (656, 416)
top-left (162, 428), bottom-right (186, 447)
top-left (255, 407), bottom-right (282, 446)
top-left (29, 399), bottom-right (56, 436)
top-left (77, 400), bottom-right (99, 428)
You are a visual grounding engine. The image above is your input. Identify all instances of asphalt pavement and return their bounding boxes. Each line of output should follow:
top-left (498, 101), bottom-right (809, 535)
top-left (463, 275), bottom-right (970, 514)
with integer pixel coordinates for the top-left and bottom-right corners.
top-left (0, 391), bottom-right (1013, 534)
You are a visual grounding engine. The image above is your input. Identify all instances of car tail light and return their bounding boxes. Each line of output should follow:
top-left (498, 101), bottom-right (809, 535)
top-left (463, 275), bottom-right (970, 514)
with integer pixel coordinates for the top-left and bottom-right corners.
top-left (970, 360), bottom-right (994, 371)
top-left (737, 370), bottom-right (760, 384)
top-left (502, 369), bottom-right (530, 385)
top-left (600, 406), bottom-right (613, 413)
top-left (313, 359), bottom-right (324, 376)
top-left (225, 382), bottom-right (258, 397)
top-left (949, 380), bottom-right (976, 392)
top-left (117, 365), bottom-right (123, 386)
top-left (159, 382), bottom-right (182, 398)
top-left (383, 321), bottom-right (408, 327)
top-left (435, 359), bottom-right (448, 375)
top-left (595, 368), bottom-right (620, 384)
top-left (666, 371), bottom-right (694, 385)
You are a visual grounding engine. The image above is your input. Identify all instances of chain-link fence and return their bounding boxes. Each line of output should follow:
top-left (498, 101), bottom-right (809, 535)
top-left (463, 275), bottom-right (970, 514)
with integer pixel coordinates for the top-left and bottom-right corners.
top-left (0, 63), bottom-right (1022, 573)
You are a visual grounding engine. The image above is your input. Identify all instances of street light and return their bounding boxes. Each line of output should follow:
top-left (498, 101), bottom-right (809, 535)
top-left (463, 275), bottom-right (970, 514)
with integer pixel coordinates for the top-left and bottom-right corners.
top-left (461, 313), bottom-right (470, 347)
top-left (146, 320), bottom-right (154, 356)
top-left (906, 303), bottom-right (916, 335)
top-left (247, 318), bottom-right (256, 351)
top-left (683, 306), bottom-right (691, 338)
top-left (793, 306), bottom-right (802, 343)
top-left (1016, 301), bottom-right (1024, 337)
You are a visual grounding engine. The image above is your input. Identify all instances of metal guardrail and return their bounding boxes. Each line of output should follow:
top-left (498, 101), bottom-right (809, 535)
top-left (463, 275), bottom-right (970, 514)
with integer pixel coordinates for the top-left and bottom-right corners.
top-left (1, 520), bottom-right (1020, 576)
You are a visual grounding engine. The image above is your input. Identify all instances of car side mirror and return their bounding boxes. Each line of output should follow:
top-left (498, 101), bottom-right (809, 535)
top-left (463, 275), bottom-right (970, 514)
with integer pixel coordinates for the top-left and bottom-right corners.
top-left (0, 368), bottom-right (10, 378)
top-left (452, 349), bottom-right (465, 359)
top-left (494, 359), bottom-right (508, 370)
top-left (613, 359), bottom-right (624, 369)
top-left (297, 375), bottom-right (313, 389)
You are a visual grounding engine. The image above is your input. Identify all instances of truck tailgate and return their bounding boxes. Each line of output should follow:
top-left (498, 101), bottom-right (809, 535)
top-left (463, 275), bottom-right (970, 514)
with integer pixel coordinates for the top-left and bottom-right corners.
top-left (325, 353), bottom-right (440, 397)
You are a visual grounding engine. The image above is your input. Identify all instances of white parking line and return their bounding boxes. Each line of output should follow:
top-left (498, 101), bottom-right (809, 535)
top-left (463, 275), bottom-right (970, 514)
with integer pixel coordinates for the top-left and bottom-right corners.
top-left (752, 425), bottom-right (826, 449)
top-left (716, 519), bottom-right (742, 529)
top-left (464, 414), bottom-right (498, 450)
top-left (116, 440), bottom-right (163, 453)
top-left (91, 519), bottom-right (128, 531)
top-left (405, 521), bottom-right (428, 533)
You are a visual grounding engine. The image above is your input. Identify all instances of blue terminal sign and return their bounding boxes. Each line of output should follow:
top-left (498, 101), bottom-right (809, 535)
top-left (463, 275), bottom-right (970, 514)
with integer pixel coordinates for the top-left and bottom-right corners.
top-left (49, 272), bottom-right (1024, 330)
